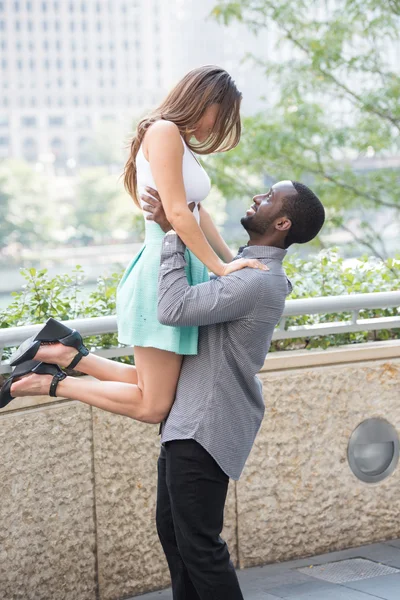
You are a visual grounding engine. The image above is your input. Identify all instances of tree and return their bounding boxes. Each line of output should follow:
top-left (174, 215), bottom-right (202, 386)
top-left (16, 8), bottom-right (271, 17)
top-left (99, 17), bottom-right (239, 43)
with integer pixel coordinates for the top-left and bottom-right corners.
top-left (73, 168), bottom-right (143, 244)
top-left (0, 160), bottom-right (53, 250)
top-left (210, 0), bottom-right (400, 258)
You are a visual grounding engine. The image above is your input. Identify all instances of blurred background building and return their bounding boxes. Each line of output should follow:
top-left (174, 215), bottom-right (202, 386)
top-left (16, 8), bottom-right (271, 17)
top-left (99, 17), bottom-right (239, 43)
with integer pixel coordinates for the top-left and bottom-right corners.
top-left (0, 0), bottom-right (279, 167)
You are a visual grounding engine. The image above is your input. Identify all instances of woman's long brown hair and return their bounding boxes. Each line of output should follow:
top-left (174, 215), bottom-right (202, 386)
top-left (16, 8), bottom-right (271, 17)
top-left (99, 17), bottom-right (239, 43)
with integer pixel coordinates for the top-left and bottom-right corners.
top-left (124, 65), bottom-right (242, 208)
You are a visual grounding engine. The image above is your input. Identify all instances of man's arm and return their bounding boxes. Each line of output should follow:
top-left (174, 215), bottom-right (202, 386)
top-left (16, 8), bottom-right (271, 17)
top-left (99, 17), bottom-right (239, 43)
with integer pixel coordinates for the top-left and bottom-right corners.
top-left (157, 232), bottom-right (262, 327)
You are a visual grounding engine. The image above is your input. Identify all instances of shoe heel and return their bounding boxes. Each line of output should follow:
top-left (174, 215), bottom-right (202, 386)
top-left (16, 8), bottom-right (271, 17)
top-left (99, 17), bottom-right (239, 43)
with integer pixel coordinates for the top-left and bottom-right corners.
top-left (35, 317), bottom-right (72, 342)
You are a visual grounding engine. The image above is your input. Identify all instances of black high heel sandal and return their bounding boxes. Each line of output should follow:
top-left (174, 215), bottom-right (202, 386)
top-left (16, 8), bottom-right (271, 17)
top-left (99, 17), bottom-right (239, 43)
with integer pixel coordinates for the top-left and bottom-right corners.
top-left (9, 317), bottom-right (89, 369)
top-left (0, 360), bottom-right (67, 409)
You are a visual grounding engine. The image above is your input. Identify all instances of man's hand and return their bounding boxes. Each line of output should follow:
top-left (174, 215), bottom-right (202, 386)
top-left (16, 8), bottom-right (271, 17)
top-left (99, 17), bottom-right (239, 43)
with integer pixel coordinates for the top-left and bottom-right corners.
top-left (141, 187), bottom-right (173, 233)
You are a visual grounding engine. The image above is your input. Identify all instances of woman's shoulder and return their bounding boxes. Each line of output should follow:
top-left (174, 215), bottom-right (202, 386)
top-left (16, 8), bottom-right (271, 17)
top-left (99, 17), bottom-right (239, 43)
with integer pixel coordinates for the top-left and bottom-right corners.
top-left (146, 119), bottom-right (183, 141)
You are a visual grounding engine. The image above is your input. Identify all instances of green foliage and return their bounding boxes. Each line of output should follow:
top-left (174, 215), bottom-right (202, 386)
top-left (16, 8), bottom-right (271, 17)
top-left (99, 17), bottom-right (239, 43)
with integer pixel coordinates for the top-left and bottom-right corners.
top-left (0, 266), bottom-right (133, 365)
top-left (210, 0), bottom-right (400, 258)
top-left (271, 248), bottom-right (400, 352)
top-left (0, 251), bottom-right (398, 363)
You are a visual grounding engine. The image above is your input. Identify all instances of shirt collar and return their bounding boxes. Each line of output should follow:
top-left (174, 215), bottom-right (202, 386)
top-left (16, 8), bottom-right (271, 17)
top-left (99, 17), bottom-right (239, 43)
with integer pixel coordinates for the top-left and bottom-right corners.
top-left (238, 244), bottom-right (287, 261)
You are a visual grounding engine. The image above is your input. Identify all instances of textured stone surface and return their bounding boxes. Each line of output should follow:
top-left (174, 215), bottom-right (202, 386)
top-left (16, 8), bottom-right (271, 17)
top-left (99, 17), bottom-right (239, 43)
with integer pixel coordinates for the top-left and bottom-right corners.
top-left (237, 359), bottom-right (400, 568)
top-left (0, 401), bottom-right (97, 600)
top-left (92, 409), bottom-right (238, 600)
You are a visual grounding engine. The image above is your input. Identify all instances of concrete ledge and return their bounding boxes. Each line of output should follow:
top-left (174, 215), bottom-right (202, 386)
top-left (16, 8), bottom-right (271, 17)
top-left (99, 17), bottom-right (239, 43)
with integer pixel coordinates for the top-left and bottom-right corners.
top-left (261, 340), bottom-right (400, 372)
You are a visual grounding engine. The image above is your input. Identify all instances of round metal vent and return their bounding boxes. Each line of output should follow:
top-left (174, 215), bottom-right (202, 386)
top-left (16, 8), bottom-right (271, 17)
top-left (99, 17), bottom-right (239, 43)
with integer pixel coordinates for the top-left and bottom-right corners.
top-left (347, 418), bottom-right (399, 483)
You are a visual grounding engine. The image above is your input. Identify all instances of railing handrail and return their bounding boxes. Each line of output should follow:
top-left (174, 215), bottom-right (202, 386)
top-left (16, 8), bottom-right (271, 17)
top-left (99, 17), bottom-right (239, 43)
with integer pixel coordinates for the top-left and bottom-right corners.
top-left (0, 291), bottom-right (399, 374)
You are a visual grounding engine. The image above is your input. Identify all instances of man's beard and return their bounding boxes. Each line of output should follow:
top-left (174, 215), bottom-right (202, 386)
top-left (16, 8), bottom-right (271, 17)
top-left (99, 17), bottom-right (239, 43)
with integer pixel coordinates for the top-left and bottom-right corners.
top-left (241, 214), bottom-right (274, 236)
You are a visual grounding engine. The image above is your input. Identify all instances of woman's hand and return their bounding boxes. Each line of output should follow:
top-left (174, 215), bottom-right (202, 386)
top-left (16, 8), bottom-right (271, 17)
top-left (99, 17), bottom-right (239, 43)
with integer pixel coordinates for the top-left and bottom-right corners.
top-left (220, 258), bottom-right (269, 276)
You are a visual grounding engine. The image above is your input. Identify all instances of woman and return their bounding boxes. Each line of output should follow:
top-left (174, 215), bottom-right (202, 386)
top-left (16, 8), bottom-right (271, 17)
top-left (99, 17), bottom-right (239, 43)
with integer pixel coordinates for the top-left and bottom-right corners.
top-left (1, 66), bottom-right (267, 419)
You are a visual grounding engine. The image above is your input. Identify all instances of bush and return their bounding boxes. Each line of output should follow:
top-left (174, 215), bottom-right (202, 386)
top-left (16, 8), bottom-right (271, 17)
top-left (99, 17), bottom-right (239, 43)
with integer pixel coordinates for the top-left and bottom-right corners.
top-left (0, 249), bottom-right (398, 363)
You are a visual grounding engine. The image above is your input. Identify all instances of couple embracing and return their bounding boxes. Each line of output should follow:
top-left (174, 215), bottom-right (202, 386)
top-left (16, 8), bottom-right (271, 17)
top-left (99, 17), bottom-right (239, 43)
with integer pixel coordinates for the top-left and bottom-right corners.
top-left (2, 66), bottom-right (324, 598)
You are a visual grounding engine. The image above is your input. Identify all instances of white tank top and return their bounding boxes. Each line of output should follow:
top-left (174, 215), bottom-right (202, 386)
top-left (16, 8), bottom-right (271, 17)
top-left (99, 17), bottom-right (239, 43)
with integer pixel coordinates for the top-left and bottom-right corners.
top-left (136, 135), bottom-right (211, 225)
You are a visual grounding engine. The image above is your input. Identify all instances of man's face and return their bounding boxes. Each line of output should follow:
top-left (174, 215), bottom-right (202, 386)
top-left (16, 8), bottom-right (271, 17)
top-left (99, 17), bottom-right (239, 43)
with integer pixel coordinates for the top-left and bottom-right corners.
top-left (241, 180), bottom-right (297, 236)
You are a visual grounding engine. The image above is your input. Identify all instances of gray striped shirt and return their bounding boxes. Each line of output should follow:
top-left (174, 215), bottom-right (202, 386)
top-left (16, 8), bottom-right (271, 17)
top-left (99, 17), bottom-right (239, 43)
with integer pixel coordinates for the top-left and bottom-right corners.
top-left (157, 233), bottom-right (292, 480)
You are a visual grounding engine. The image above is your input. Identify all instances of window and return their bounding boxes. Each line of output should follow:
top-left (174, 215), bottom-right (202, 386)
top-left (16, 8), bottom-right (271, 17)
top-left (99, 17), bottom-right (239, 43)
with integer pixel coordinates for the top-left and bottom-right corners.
top-left (70, 22), bottom-right (75, 32)
top-left (30, 97), bottom-right (36, 107)
top-left (27, 20), bottom-right (33, 32)
top-left (0, 2), bottom-right (4, 11)
top-left (15, 20), bottom-right (21, 31)
top-left (97, 59), bottom-right (103, 69)
top-left (16, 59), bottom-right (23, 70)
top-left (71, 59), bottom-right (77, 69)
top-left (46, 96), bottom-right (52, 106)
top-left (44, 59), bottom-right (50, 69)
top-left (2, 98), bottom-right (9, 107)
top-left (42, 2), bottom-right (48, 11)
top-left (14, 1), bottom-right (20, 10)
top-left (43, 40), bottom-right (49, 50)
top-left (49, 116), bottom-right (64, 127)
top-left (1, 59), bottom-right (7, 69)
top-left (57, 77), bottom-right (63, 87)
top-left (42, 21), bottom-right (48, 31)
top-left (0, 137), bottom-right (9, 146)
top-left (96, 2), bottom-right (101, 12)
top-left (0, 115), bottom-right (9, 126)
top-left (73, 96), bottom-right (79, 106)
top-left (26, 2), bottom-right (32, 11)
top-left (55, 20), bottom-right (60, 31)
top-left (21, 116), bottom-right (37, 127)
top-left (0, 20), bottom-right (4, 31)
top-left (28, 41), bottom-right (34, 51)
top-left (83, 58), bottom-right (88, 69)
top-left (1, 40), bottom-right (6, 50)
top-left (29, 59), bottom-right (35, 70)
top-left (96, 21), bottom-right (102, 32)
top-left (56, 40), bottom-right (61, 51)
top-left (16, 41), bottom-right (22, 51)
top-left (81, 2), bottom-right (87, 12)
top-left (56, 59), bottom-right (62, 69)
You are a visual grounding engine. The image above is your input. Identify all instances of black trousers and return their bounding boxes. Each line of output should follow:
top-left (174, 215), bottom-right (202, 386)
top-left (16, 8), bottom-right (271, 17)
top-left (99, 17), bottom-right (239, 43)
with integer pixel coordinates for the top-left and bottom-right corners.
top-left (156, 439), bottom-right (244, 600)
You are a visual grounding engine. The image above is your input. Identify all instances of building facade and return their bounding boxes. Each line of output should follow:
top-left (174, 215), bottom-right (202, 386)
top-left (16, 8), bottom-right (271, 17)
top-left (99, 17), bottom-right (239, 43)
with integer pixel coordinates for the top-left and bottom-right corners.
top-left (0, 0), bottom-right (175, 165)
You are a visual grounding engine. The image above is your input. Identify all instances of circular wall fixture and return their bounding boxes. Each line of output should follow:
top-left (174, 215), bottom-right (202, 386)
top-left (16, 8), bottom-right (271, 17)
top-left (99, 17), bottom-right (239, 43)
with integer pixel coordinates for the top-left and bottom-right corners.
top-left (347, 418), bottom-right (399, 483)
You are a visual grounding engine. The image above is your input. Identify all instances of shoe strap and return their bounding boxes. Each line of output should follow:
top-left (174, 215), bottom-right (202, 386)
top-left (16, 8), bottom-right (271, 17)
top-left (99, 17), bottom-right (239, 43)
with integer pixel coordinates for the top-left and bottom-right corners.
top-left (67, 347), bottom-right (88, 370)
top-left (49, 371), bottom-right (67, 397)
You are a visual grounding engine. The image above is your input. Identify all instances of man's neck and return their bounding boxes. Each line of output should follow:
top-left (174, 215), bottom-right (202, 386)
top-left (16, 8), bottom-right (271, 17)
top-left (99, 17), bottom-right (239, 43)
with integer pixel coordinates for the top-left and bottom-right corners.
top-left (246, 235), bottom-right (285, 250)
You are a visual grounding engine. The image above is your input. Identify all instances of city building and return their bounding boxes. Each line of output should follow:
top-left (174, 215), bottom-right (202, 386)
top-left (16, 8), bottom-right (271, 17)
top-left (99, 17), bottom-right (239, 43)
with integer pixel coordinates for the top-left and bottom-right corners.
top-left (0, 0), bottom-right (176, 166)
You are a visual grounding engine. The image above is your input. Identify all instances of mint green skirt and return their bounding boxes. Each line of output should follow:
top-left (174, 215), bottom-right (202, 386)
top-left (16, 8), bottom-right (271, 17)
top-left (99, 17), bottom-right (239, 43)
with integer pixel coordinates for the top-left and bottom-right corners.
top-left (116, 225), bottom-right (209, 355)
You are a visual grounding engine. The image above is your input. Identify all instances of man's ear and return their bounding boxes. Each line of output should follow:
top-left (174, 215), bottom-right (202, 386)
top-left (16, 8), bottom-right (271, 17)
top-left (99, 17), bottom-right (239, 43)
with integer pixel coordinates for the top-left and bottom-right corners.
top-left (275, 216), bottom-right (291, 232)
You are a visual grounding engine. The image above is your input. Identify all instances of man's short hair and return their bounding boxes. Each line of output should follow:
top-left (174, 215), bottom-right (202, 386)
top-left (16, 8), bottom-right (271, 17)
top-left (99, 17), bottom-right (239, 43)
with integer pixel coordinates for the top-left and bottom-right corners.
top-left (281, 181), bottom-right (325, 248)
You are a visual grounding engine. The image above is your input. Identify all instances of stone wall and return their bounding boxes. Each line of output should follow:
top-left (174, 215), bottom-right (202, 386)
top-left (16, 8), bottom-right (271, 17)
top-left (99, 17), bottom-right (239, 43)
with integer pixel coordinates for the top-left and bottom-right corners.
top-left (0, 341), bottom-right (399, 599)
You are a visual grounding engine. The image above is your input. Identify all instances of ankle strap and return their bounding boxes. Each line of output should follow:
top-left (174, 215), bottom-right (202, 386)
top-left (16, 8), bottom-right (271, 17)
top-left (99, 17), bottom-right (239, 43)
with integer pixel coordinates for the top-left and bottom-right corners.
top-left (49, 371), bottom-right (66, 397)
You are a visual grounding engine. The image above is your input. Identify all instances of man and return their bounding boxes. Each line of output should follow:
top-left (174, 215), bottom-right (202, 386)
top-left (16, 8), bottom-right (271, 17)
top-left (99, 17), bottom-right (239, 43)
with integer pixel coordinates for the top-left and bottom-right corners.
top-left (141, 180), bottom-right (325, 599)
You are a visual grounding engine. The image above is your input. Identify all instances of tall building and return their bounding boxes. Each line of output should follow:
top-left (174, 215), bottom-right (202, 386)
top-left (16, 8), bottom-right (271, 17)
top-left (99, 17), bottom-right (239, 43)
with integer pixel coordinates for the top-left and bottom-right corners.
top-left (0, 0), bottom-right (176, 166)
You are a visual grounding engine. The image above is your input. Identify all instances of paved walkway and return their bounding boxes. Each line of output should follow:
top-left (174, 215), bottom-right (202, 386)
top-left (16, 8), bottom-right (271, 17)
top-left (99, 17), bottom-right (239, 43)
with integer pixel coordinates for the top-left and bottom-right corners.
top-left (133, 538), bottom-right (400, 599)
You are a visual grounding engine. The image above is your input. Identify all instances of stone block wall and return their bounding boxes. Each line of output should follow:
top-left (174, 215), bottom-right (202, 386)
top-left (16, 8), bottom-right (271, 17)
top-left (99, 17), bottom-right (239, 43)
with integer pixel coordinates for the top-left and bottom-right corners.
top-left (0, 341), bottom-right (399, 599)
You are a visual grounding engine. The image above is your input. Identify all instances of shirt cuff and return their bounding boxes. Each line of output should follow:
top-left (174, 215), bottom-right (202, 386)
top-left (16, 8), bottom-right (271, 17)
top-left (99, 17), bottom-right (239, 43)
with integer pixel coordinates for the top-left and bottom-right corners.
top-left (162, 232), bottom-right (186, 253)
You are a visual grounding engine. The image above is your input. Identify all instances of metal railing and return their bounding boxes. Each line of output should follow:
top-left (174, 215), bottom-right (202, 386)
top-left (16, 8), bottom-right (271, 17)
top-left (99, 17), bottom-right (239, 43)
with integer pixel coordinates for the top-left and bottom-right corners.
top-left (0, 291), bottom-right (399, 374)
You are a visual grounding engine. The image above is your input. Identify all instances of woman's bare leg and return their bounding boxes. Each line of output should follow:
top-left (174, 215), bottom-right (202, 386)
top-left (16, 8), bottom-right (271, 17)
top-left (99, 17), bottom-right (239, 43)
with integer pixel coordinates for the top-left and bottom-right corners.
top-left (35, 343), bottom-right (138, 384)
top-left (10, 347), bottom-right (182, 424)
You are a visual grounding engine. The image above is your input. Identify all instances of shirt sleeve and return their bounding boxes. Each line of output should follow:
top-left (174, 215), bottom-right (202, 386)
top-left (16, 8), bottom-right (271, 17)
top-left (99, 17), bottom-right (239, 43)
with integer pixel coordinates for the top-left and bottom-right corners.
top-left (157, 234), bottom-right (260, 327)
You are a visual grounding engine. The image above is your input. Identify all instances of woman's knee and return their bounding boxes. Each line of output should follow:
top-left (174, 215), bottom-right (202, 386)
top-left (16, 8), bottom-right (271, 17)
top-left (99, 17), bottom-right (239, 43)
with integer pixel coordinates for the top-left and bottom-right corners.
top-left (137, 391), bottom-right (173, 424)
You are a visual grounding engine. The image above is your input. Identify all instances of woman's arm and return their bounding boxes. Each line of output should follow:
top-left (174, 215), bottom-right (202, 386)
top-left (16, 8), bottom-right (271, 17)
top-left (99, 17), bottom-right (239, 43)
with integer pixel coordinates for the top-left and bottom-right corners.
top-left (144, 120), bottom-right (265, 277)
top-left (198, 204), bottom-right (234, 263)
top-left (145, 120), bottom-right (225, 276)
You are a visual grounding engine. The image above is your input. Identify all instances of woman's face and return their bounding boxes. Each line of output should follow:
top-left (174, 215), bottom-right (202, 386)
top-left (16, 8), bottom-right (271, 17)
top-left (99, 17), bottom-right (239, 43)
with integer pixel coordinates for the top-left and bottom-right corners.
top-left (193, 103), bottom-right (220, 143)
